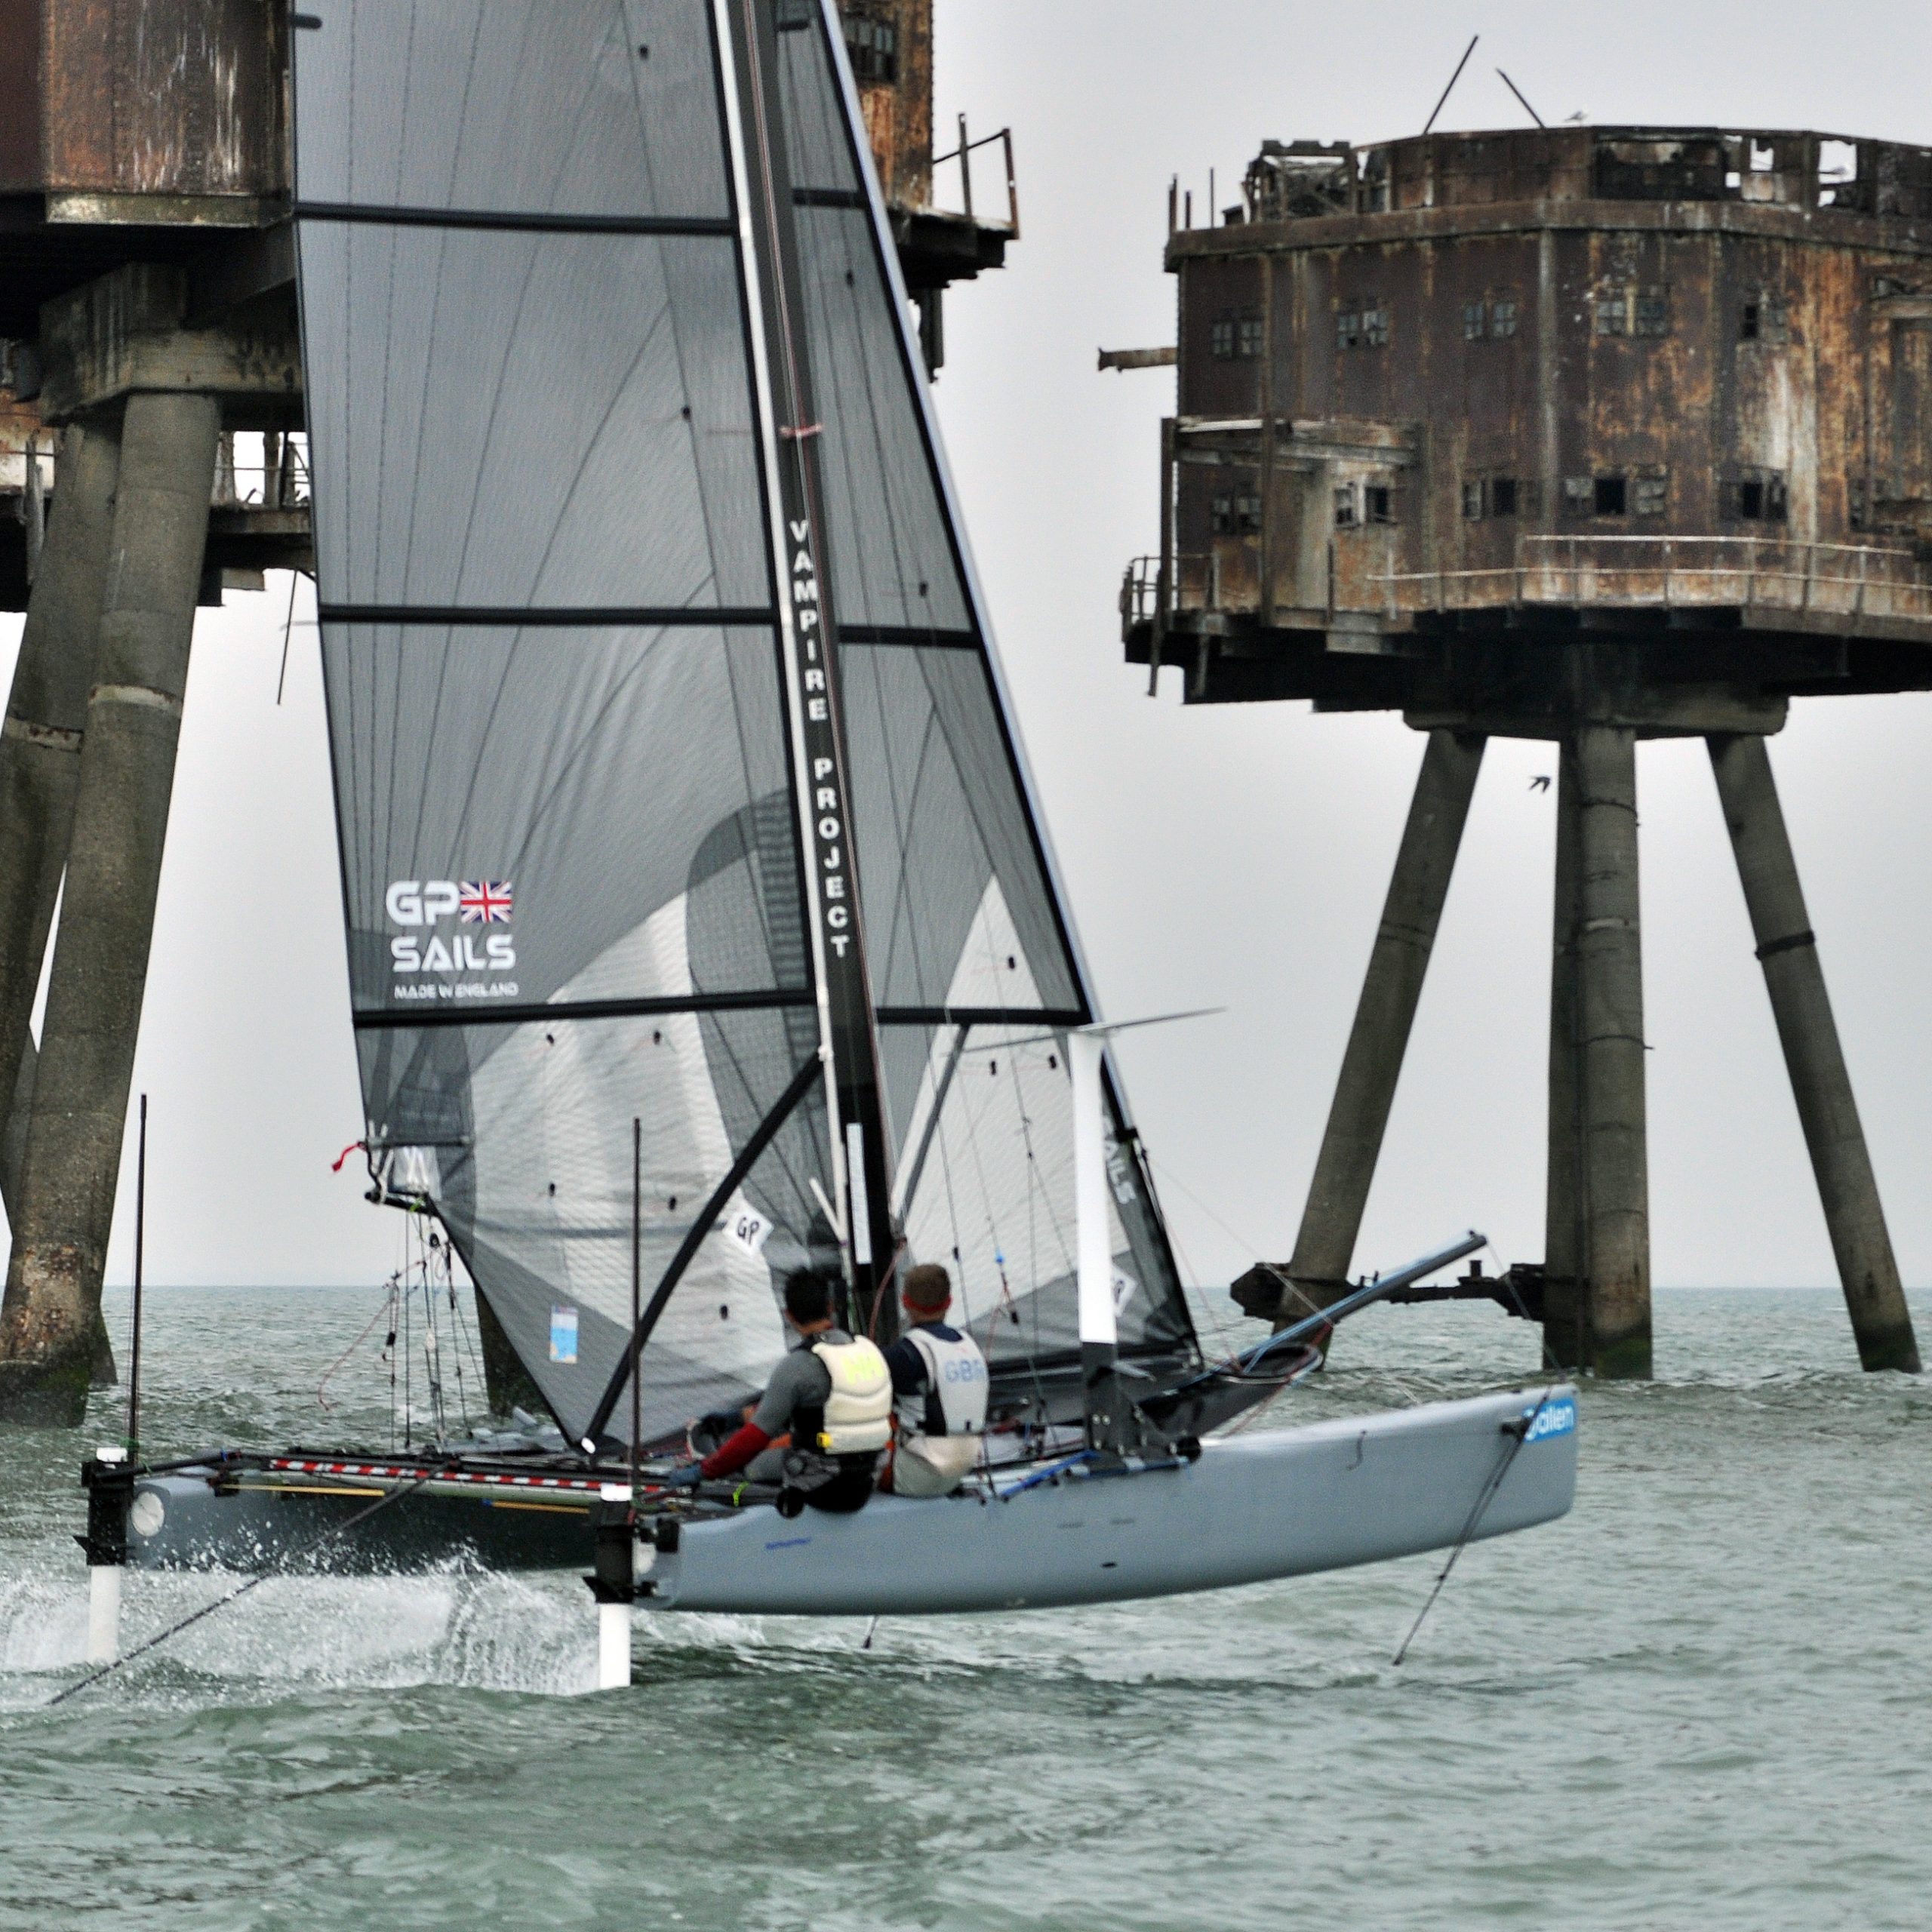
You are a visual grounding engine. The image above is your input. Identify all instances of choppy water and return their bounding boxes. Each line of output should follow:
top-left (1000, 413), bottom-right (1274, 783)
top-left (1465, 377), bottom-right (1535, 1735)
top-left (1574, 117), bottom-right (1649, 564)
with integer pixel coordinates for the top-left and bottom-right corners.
top-left (2, 1284), bottom-right (1929, 1930)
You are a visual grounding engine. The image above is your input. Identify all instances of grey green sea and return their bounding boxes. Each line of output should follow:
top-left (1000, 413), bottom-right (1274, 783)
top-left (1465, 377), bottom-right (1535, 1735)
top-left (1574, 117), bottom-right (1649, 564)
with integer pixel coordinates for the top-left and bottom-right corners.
top-left (1, 1282), bottom-right (1928, 1930)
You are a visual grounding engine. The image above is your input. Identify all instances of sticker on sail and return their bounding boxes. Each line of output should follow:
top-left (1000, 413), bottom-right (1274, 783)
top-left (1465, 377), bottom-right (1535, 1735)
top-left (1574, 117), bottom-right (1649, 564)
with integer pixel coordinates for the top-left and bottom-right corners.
top-left (385, 876), bottom-right (518, 1004)
top-left (721, 1199), bottom-right (774, 1257)
top-left (1112, 1268), bottom-right (1138, 1315)
top-left (549, 1304), bottom-right (579, 1364)
top-left (1523, 1398), bottom-right (1577, 1443)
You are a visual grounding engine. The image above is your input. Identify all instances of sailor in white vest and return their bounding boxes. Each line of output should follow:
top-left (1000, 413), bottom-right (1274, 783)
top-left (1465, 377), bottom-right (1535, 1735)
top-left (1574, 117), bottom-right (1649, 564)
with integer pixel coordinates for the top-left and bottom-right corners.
top-left (882, 1263), bottom-right (989, 1497)
top-left (670, 1270), bottom-right (891, 1512)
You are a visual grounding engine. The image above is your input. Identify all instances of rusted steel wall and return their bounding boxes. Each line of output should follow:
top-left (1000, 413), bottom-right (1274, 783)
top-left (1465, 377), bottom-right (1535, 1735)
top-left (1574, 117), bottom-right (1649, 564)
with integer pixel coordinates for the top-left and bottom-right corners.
top-left (37, 0), bottom-right (285, 200)
top-left (1168, 128), bottom-right (1932, 630)
top-left (0, 2), bottom-right (43, 192)
top-left (847, 0), bottom-right (933, 208)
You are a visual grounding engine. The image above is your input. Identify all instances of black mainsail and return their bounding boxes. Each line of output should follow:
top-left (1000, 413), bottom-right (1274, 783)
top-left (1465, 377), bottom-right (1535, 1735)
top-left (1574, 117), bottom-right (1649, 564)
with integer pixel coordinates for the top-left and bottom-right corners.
top-left (293, 0), bottom-right (1196, 1451)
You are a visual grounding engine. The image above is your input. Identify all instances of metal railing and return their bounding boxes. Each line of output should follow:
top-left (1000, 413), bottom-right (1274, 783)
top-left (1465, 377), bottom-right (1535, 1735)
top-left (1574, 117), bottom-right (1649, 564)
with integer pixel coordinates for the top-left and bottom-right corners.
top-left (928, 115), bottom-right (1019, 236)
top-left (7, 432), bottom-right (310, 513)
top-left (1122, 552), bottom-right (1224, 627)
top-left (212, 432), bottom-right (311, 511)
top-left (1371, 534), bottom-right (1932, 626)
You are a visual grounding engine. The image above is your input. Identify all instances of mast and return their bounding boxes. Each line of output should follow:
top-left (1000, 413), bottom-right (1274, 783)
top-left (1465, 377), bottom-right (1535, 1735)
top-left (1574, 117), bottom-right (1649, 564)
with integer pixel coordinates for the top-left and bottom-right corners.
top-left (718, 0), bottom-right (900, 1339)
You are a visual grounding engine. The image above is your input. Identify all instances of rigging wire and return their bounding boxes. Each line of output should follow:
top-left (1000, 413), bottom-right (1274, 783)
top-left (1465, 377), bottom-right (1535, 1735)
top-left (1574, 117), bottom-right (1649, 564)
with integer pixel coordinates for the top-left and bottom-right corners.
top-left (1391, 1380), bottom-right (1560, 1667)
top-left (315, 1279), bottom-right (398, 1414)
top-left (1390, 1248), bottom-right (1571, 1662)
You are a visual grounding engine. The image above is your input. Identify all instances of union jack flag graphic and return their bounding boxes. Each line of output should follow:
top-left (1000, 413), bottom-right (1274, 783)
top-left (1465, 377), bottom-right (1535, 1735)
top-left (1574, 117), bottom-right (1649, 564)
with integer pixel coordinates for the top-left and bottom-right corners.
top-left (458, 881), bottom-right (513, 924)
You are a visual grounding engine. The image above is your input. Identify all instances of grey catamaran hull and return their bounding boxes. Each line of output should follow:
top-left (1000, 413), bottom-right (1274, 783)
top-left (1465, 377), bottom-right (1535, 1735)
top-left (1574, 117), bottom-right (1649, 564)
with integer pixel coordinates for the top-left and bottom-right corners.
top-left (121, 1386), bottom-right (1576, 1615)
top-left (645, 1386), bottom-right (1577, 1614)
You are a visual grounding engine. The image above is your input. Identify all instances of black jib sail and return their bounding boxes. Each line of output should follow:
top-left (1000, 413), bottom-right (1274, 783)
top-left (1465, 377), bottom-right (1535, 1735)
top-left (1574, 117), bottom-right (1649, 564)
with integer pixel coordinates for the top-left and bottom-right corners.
top-left (293, 0), bottom-right (1197, 1449)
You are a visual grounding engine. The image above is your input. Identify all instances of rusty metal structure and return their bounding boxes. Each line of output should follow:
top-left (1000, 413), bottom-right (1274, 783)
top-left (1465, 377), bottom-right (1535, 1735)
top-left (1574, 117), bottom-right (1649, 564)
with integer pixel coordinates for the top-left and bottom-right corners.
top-left (0, 0), bottom-right (1016, 1423)
top-left (841, 0), bottom-right (1018, 372)
top-left (1122, 125), bottom-right (1932, 1377)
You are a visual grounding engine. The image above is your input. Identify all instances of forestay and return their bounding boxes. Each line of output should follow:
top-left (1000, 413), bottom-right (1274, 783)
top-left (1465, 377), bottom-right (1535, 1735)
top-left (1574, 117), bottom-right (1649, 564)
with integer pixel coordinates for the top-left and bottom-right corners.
top-left (292, 0), bottom-right (1195, 1448)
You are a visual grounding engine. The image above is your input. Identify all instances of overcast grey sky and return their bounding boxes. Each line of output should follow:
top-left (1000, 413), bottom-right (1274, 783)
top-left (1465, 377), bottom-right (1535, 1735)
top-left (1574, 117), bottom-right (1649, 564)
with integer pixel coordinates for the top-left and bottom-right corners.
top-left (4, 0), bottom-right (1931, 1322)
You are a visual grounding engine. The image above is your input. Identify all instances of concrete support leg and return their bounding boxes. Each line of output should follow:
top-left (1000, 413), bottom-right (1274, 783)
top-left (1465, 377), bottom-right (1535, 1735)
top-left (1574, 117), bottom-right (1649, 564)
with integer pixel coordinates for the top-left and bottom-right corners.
top-left (0, 392), bottom-right (219, 1424)
top-left (0, 423), bottom-right (122, 1172)
top-left (1543, 740), bottom-right (1586, 1367)
top-left (0, 425), bottom-right (127, 1392)
top-left (0, 1043), bottom-right (114, 1386)
top-left (1574, 725), bottom-right (1651, 1377)
top-left (1707, 734), bottom-right (1920, 1373)
top-left (1276, 729), bottom-right (1486, 1320)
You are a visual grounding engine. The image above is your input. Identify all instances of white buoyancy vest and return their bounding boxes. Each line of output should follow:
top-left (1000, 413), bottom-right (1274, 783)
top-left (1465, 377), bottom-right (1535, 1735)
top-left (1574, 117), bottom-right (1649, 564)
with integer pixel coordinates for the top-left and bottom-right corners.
top-left (891, 1327), bottom-right (989, 1497)
top-left (897, 1326), bottom-right (989, 1440)
top-left (809, 1336), bottom-right (892, 1454)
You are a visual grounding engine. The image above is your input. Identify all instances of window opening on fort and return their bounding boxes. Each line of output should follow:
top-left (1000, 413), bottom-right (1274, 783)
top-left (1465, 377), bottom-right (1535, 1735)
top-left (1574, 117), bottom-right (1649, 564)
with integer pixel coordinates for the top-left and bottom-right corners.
top-left (1364, 484), bottom-right (1394, 524)
top-left (841, 9), bottom-right (898, 85)
top-left (1463, 296), bottom-right (1518, 341)
top-left (1334, 485), bottom-right (1358, 528)
top-left (1337, 301), bottom-right (1389, 350)
top-left (1740, 294), bottom-right (1789, 343)
top-left (1211, 494), bottom-right (1263, 535)
top-left (1735, 470), bottom-right (1788, 521)
top-left (1594, 285), bottom-right (1670, 337)
top-left (1633, 474), bottom-right (1669, 516)
top-left (1211, 313), bottom-right (1262, 360)
top-left (1818, 140), bottom-right (1858, 199)
top-left (1462, 476), bottom-right (1524, 519)
top-left (1594, 476), bottom-right (1628, 516)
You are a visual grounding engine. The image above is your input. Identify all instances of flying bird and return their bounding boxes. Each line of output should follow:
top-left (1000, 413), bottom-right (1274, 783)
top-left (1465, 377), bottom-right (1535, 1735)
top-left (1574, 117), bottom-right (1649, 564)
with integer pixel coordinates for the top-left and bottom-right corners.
top-left (1530, 774), bottom-right (1552, 792)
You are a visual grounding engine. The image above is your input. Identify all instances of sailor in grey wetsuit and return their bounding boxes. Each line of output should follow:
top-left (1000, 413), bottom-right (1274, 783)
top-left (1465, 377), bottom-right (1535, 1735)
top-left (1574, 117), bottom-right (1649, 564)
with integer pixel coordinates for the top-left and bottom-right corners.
top-left (681, 1270), bottom-right (891, 1510)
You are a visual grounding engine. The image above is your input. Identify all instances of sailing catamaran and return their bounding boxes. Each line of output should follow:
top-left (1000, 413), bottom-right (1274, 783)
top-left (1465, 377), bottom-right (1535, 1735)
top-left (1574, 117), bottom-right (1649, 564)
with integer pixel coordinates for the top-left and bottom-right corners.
top-left (85, 0), bottom-right (1576, 1627)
